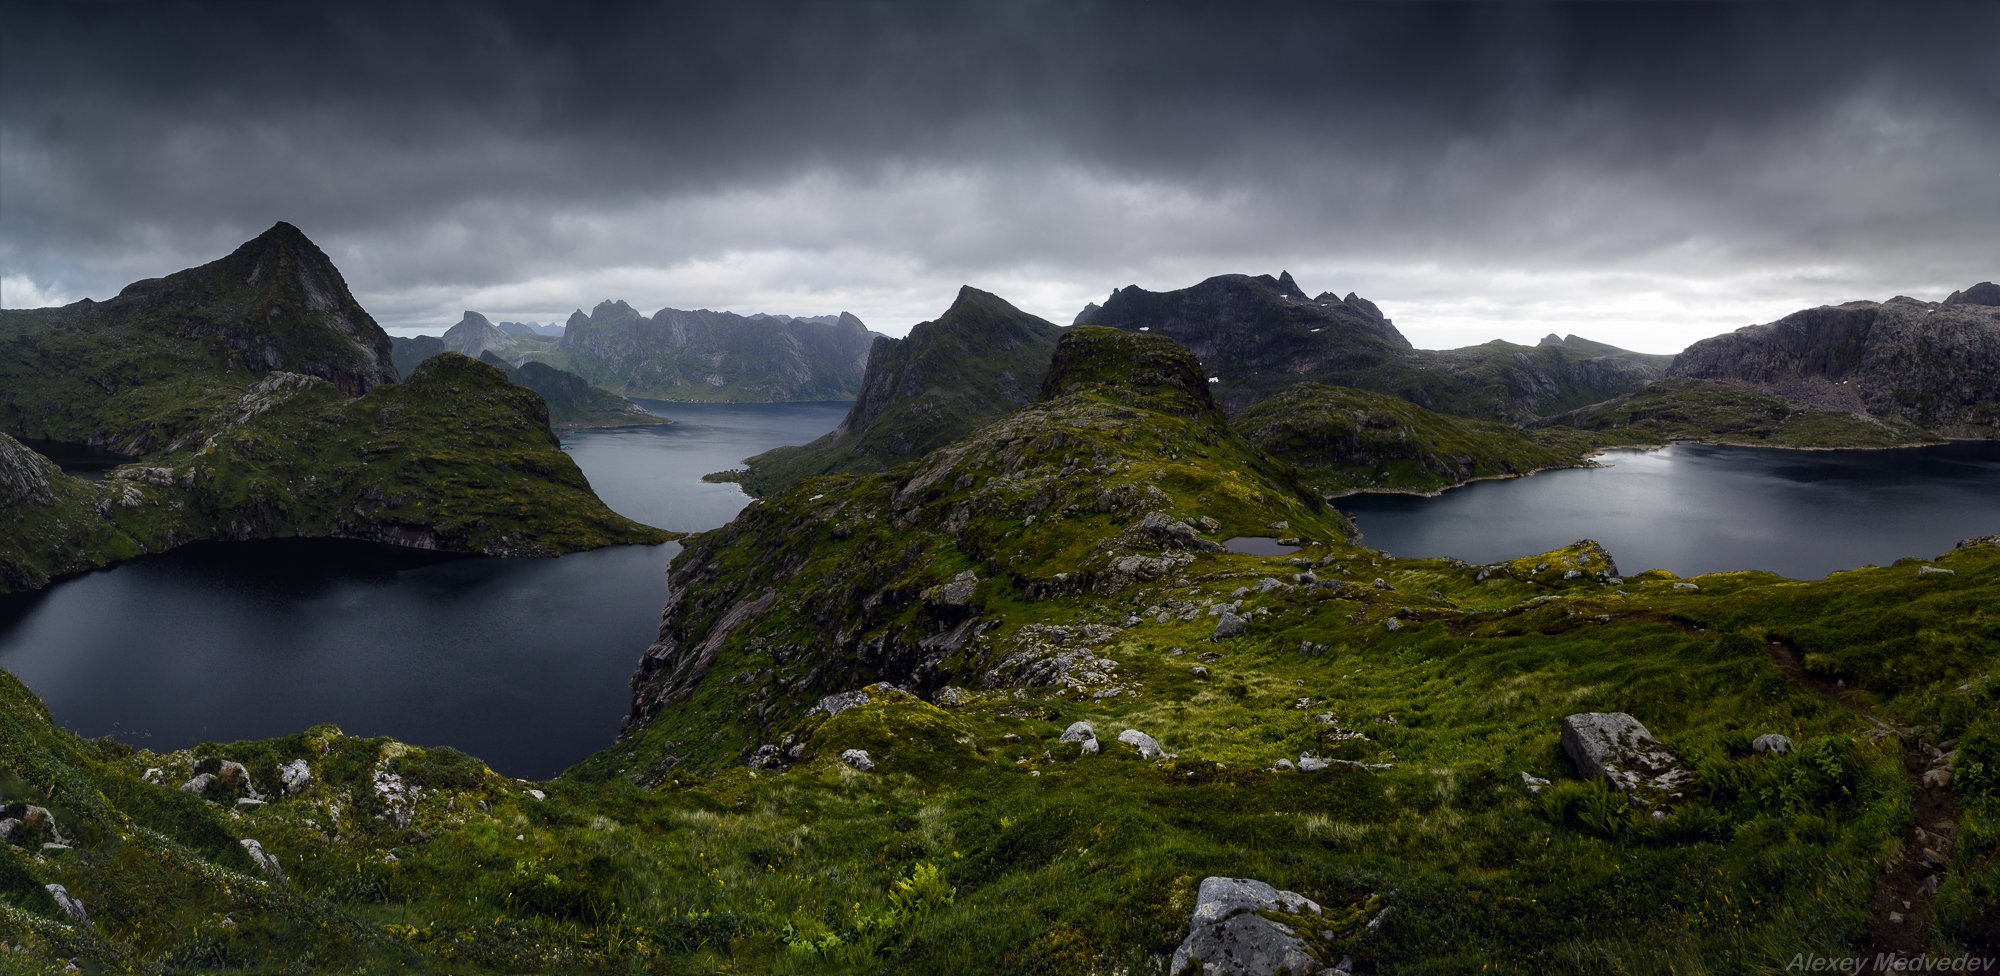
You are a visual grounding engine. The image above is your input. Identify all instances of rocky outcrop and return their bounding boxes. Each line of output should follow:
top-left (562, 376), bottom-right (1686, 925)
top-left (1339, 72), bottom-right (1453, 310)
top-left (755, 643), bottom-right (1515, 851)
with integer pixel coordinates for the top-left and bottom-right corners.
top-left (1669, 286), bottom-right (2000, 434)
top-left (1560, 712), bottom-right (1694, 806)
top-left (532, 300), bottom-right (876, 401)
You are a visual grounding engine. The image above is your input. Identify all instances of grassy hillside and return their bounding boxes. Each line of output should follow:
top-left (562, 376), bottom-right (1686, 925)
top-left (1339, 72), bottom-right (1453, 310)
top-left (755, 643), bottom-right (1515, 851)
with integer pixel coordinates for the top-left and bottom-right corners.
top-left (2, 330), bottom-right (1996, 972)
top-left (1555, 378), bottom-right (1940, 449)
top-left (0, 355), bottom-right (669, 596)
top-left (1234, 383), bottom-right (1597, 495)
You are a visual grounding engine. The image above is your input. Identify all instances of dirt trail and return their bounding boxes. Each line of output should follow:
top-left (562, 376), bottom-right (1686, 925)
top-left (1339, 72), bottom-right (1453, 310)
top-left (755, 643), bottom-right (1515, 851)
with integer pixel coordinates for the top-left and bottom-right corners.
top-left (1764, 636), bottom-right (1975, 970)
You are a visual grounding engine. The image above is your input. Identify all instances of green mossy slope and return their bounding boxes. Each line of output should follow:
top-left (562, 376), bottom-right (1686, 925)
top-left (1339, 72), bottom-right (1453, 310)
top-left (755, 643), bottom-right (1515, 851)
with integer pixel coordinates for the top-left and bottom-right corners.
top-left (1555, 378), bottom-right (1940, 448)
top-left (4, 330), bottom-right (1998, 973)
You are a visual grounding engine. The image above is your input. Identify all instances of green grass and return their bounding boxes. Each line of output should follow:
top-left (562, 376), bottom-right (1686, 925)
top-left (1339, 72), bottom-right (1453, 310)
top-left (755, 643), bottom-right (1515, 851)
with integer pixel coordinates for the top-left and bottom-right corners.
top-left (2, 327), bottom-right (1996, 972)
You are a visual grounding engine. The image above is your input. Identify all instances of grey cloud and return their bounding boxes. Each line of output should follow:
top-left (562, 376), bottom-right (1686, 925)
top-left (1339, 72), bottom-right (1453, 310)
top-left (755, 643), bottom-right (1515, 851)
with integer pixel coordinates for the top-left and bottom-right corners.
top-left (3, 1), bottom-right (1996, 349)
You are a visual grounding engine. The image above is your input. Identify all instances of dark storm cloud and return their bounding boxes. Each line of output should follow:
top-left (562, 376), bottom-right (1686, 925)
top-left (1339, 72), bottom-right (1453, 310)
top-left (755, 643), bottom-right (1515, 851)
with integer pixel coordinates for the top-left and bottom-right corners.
top-left (3, 1), bottom-right (1996, 348)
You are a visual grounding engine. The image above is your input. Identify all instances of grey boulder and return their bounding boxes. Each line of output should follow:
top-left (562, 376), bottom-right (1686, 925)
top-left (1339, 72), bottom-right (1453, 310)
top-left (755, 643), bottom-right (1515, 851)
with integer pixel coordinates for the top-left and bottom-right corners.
top-left (1117, 728), bottom-right (1165, 760)
top-left (1751, 733), bottom-right (1795, 756)
top-left (840, 749), bottom-right (876, 772)
top-left (241, 838), bottom-right (285, 881)
top-left (1170, 877), bottom-right (1338, 976)
top-left (1560, 712), bottom-right (1694, 805)
top-left (1212, 611), bottom-right (1248, 640)
top-left (1059, 721), bottom-right (1100, 755)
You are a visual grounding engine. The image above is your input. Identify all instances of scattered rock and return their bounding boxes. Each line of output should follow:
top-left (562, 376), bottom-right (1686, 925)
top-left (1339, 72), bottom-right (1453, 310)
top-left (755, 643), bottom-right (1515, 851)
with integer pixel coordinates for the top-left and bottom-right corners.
top-left (1917, 565), bottom-right (1956, 577)
top-left (747, 744), bottom-right (788, 770)
top-left (1383, 618), bottom-right (1402, 632)
top-left (1924, 768), bottom-right (1952, 789)
top-left (1751, 733), bottom-right (1794, 756)
top-left (1170, 877), bottom-right (1348, 976)
top-left (372, 768), bottom-right (418, 828)
top-left (1520, 772), bottom-right (1551, 794)
top-left (525, 789), bottom-right (546, 802)
top-left (1192, 666), bottom-right (1211, 680)
top-left (1118, 729), bottom-right (1165, 760)
top-left (924, 570), bottom-right (979, 608)
top-left (280, 759), bottom-right (312, 794)
top-left (1371, 578), bottom-right (1392, 590)
top-left (1273, 759), bottom-right (1295, 772)
top-left (1059, 721), bottom-right (1101, 755)
top-left (1298, 756), bottom-right (1330, 773)
top-left (1671, 582), bottom-right (1700, 591)
top-left (44, 885), bottom-right (88, 928)
top-left (841, 749), bottom-right (875, 772)
top-left (240, 839), bottom-right (284, 881)
top-left (935, 686), bottom-right (973, 707)
top-left (1559, 712), bottom-right (1694, 806)
top-left (1212, 611), bottom-right (1248, 640)
top-left (143, 768), bottom-right (165, 785)
top-left (811, 689), bottom-right (873, 718)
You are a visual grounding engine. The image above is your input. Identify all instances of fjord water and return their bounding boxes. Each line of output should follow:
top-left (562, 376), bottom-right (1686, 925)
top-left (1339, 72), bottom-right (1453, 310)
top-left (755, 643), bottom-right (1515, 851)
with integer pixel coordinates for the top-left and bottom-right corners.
top-left (1338, 441), bottom-right (2000, 579)
top-left (0, 401), bottom-right (849, 777)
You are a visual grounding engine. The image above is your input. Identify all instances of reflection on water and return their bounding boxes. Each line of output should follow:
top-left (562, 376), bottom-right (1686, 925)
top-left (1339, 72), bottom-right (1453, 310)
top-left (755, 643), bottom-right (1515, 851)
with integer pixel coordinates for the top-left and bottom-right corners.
top-left (1337, 441), bottom-right (2000, 579)
top-left (0, 401), bottom-right (849, 777)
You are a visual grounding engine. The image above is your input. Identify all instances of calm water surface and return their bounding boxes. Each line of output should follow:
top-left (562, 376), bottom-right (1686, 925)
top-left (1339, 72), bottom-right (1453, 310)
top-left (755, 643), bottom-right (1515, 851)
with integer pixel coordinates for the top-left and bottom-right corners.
top-left (0, 401), bottom-right (847, 777)
top-left (1337, 441), bottom-right (2000, 579)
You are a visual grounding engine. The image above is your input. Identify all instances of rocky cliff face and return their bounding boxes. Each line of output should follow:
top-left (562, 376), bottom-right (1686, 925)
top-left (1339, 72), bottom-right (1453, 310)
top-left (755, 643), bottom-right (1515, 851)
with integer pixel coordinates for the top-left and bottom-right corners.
top-left (536, 301), bottom-right (876, 401)
top-left (1075, 272), bottom-right (1664, 420)
top-left (736, 287), bottom-right (1064, 495)
top-left (1669, 286), bottom-right (2000, 434)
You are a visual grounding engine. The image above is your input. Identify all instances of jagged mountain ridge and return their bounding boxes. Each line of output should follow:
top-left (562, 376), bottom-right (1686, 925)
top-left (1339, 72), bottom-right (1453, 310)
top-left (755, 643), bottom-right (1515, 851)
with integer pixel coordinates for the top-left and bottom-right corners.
top-left (1669, 284), bottom-right (2000, 434)
top-left (735, 287), bottom-right (1064, 495)
top-left (1076, 272), bottom-right (1666, 420)
top-left (528, 300), bottom-right (878, 402)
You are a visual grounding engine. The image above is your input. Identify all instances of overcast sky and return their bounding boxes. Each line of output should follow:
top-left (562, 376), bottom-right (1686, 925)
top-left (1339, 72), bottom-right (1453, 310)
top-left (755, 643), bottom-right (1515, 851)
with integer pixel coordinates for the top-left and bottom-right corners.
top-left (3, 2), bottom-right (1996, 352)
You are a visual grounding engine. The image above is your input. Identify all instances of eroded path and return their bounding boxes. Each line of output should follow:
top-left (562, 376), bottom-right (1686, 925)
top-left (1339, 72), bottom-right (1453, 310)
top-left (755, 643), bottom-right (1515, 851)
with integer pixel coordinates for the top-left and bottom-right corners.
top-left (1764, 636), bottom-right (1971, 970)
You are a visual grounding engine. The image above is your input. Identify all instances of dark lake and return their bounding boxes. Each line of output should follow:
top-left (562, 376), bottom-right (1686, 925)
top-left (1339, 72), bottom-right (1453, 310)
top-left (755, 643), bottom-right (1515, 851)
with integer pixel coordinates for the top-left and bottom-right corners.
top-left (1337, 441), bottom-right (2000, 580)
top-left (0, 401), bottom-right (849, 778)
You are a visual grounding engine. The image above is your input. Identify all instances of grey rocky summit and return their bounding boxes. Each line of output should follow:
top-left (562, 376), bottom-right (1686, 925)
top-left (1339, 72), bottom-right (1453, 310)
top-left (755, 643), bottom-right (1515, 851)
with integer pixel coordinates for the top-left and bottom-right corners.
top-left (1560, 712), bottom-right (1694, 806)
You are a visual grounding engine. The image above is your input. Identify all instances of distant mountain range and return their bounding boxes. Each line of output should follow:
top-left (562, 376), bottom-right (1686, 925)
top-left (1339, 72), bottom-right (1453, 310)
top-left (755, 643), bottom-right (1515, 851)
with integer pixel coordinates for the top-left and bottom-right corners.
top-left (1076, 272), bottom-right (1667, 421)
top-left (525, 301), bottom-right (879, 402)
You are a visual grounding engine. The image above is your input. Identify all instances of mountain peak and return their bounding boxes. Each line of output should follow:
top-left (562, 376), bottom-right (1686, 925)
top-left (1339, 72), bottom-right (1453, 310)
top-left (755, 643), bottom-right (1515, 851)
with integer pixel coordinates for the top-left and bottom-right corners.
top-left (104, 222), bottom-right (395, 395)
top-left (1276, 270), bottom-right (1304, 299)
top-left (1944, 281), bottom-right (2000, 306)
